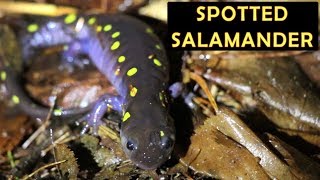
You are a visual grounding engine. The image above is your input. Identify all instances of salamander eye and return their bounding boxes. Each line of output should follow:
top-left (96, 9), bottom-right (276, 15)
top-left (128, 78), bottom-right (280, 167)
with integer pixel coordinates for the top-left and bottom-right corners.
top-left (161, 136), bottom-right (174, 150)
top-left (126, 140), bottom-right (136, 151)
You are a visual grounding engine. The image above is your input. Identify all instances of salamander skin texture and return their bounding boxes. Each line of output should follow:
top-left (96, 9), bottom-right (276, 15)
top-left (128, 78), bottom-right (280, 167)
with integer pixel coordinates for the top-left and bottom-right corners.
top-left (4, 14), bottom-right (176, 169)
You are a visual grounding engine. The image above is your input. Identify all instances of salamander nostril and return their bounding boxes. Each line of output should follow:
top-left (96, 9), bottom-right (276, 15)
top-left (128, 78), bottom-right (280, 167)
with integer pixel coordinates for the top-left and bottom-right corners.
top-left (126, 140), bottom-right (136, 151)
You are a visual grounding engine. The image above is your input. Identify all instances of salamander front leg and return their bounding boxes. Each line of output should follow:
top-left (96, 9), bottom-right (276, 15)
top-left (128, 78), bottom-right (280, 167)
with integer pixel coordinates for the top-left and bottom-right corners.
top-left (169, 82), bottom-right (184, 98)
top-left (81, 94), bottom-right (124, 135)
top-left (169, 82), bottom-right (199, 109)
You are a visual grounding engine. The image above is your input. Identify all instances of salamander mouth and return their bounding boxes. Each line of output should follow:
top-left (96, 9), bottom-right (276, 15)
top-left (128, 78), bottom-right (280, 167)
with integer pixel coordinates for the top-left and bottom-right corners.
top-left (128, 144), bottom-right (172, 170)
top-left (135, 156), bottom-right (166, 170)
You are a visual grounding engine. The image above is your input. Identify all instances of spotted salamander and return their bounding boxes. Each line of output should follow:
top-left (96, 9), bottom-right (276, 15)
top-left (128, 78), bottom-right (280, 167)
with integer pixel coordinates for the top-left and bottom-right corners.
top-left (1, 14), bottom-right (175, 169)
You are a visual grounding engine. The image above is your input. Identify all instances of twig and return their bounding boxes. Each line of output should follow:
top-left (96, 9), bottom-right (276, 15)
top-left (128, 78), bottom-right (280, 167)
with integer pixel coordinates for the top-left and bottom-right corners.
top-left (98, 125), bottom-right (121, 143)
top-left (189, 72), bottom-right (219, 114)
top-left (41, 132), bottom-right (72, 156)
top-left (21, 160), bottom-right (67, 180)
top-left (22, 119), bottom-right (50, 149)
top-left (22, 93), bottom-right (56, 149)
top-left (0, 1), bottom-right (77, 16)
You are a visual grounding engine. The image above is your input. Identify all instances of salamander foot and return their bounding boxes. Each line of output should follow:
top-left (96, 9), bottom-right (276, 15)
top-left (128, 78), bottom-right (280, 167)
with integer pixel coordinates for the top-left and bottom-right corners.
top-left (80, 94), bottom-right (123, 135)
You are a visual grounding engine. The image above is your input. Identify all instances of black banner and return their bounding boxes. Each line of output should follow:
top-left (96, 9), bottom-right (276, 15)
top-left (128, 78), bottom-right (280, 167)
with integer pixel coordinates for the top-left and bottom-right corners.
top-left (168, 2), bottom-right (318, 50)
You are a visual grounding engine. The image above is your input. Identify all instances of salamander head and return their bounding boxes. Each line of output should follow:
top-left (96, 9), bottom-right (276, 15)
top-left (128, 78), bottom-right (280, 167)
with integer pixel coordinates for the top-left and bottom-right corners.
top-left (120, 102), bottom-right (175, 169)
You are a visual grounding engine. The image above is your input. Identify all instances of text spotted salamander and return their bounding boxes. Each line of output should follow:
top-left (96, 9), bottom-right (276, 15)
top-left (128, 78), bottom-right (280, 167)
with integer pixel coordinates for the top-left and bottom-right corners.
top-left (1, 14), bottom-right (175, 169)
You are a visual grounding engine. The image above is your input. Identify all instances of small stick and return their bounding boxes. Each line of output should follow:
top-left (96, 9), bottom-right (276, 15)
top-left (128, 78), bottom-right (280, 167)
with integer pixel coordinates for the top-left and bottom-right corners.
top-left (193, 97), bottom-right (214, 117)
top-left (41, 132), bottom-right (71, 156)
top-left (98, 125), bottom-right (121, 143)
top-left (22, 93), bottom-right (57, 149)
top-left (0, 2), bottom-right (77, 16)
top-left (190, 72), bottom-right (219, 114)
top-left (22, 119), bottom-right (50, 149)
top-left (21, 160), bottom-right (67, 180)
top-left (193, 97), bottom-right (210, 105)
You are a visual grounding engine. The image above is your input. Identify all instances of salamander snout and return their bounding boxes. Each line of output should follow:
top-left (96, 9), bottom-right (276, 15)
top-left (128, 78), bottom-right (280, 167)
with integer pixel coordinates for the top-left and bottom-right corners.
top-left (120, 127), bottom-right (175, 170)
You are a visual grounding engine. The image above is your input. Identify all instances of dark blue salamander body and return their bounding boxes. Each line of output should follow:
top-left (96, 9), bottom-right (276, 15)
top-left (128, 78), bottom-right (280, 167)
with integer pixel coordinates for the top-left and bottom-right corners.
top-left (1, 14), bottom-right (175, 169)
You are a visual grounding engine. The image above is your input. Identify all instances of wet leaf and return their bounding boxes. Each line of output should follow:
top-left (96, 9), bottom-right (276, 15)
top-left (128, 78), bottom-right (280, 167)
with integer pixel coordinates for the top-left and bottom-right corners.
top-left (94, 163), bottom-right (136, 180)
top-left (207, 107), bottom-right (299, 179)
top-left (294, 51), bottom-right (320, 88)
top-left (279, 129), bottom-right (320, 148)
top-left (55, 144), bottom-right (79, 180)
top-left (81, 134), bottom-right (135, 179)
top-left (267, 134), bottom-right (320, 179)
top-left (80, 134), bottom-right (100, 152)
top-left (81, 134), bottom-right (127, 168)
top-left (180, 118), bottom-right (269, 179)
top-left (94, 148), bottom-right (122, 168)
top-left (204, 57), bottom-right (320, 134)
top-left (0, 103), bottom-right (29, 155)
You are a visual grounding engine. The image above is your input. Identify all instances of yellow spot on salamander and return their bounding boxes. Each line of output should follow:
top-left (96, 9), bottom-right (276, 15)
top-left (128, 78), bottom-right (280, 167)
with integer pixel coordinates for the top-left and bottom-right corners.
top-left (123, 112), bottom-right (131, 122)
top-left (110, 41), bottom-right (120, 50)
top-left (118, 56), bottom-right (126, 63)
top-left (96, 25), bottom-right (102, 32)
top-left (27, 24), bottom-right (38, 33)
top-left (64, 14), bottom-right (77, 24)
top-left (103, 24), bottom-right (112, 32)
top-left (159, 92), bottom-right (163, 101)
top-left (127, 67), bottom-right (137, 77)
top-left (114, 68), bottom-right (120, 76)
top-left (155, 44), bottom-right (161, 50)
top-left (160, 131), bottom-right (165, 137)
top-left (153, 58), bottom-right (162, 67)
top-left (12, 95), bottom-right (20, 104)
top-left (159, 92), bottom-right (166, 107)
top-left (53, 108), bottom-right (63, 116)
top-left (88, 17), bottom-right (96, 25)
top-left (148, 54), bottom-right (155, 59)
top-left (1, 71), bottom-right (6, 81)
top-left (63, 45), bottom-right (69, 50)
top-left (146, 27), bottom-right (153, 34)
top-left (112, 31), bottom-right (120, 38)
top-left (130, 86), bottom-right (138, 97)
